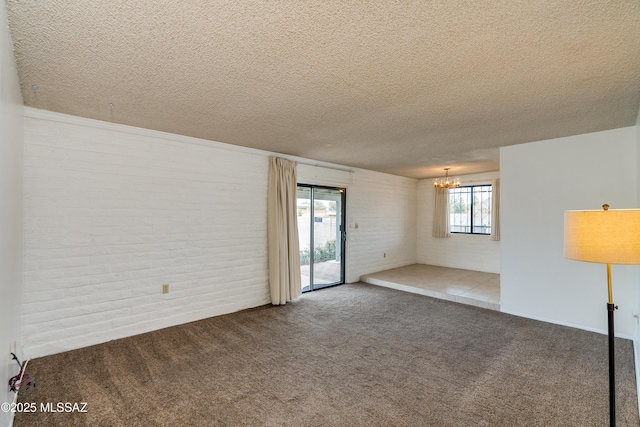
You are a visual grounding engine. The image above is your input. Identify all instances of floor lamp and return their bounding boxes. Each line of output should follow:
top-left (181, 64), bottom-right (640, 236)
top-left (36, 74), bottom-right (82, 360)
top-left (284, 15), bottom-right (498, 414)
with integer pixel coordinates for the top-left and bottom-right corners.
top-left (564, 205), bottom-right (640, 427)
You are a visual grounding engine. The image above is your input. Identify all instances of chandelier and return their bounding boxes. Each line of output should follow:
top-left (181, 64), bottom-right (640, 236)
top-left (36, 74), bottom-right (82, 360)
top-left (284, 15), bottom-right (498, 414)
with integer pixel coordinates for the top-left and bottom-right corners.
top-left (433, 168), bottom-right (460, 188)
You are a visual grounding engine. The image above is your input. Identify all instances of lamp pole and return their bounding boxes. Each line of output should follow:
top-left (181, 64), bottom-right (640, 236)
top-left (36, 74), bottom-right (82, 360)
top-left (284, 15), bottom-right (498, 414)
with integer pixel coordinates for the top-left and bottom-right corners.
top-left (606, 262), bottom-right (617, 426)
top-left (564, 205), bottom-right (640, 427)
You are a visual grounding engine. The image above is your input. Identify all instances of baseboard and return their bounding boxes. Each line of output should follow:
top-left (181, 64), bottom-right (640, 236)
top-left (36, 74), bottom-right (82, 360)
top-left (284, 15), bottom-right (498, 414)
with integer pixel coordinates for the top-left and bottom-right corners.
top-left (500, 308), bottom-right (634, 340)
top-left (23, 298), bottom-right (269, 359)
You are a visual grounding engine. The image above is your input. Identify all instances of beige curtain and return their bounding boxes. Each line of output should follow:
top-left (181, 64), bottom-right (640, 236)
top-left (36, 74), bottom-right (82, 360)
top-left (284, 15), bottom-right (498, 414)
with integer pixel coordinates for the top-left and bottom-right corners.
top-left (432, 186), bottom-right (451, 238)
top-left (267, 156), bottom-right (302, 305)
top-left (490, 178), bottom-right (500, 241)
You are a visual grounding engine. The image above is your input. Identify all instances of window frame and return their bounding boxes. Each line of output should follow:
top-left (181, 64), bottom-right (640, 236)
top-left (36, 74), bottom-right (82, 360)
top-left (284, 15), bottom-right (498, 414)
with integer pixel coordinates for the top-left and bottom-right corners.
top-left (449, 184), bottom-right (492, 235)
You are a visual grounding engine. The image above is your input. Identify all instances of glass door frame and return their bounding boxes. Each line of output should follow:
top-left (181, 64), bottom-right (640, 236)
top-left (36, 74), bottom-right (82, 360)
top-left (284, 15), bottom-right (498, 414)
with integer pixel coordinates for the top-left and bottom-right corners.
top-left (297, 184), bottom-right (346, 292)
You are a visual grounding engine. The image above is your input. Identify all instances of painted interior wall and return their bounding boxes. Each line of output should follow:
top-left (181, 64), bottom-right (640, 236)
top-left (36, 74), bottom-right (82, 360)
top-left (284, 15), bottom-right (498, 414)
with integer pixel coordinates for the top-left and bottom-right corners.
top-left (417, 171), bottom-right (500, 273)
top-left (636, 111), bottom-right (640, 328)
top-left (501, 127), bottom-right (638, 338)
top-left (22, 108), bottom-right (418, 358)
top-left (0, 4), bottom-right (24, 427)
top-left (636, 110), bottom-right (640, 414)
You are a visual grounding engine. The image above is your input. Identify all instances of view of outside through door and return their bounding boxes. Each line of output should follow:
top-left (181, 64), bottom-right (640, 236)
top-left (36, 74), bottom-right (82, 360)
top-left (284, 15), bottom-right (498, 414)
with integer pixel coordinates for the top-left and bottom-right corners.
top-left (297, 186), bottom-right (345, 292)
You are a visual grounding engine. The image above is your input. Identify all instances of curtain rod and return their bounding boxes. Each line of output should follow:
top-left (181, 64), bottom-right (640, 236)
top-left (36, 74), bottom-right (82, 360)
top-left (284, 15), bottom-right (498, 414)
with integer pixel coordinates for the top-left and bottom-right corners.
top-left (294, 160), bottom-right (355, 174)
top-left (457, 178), bottom-right (498, 183)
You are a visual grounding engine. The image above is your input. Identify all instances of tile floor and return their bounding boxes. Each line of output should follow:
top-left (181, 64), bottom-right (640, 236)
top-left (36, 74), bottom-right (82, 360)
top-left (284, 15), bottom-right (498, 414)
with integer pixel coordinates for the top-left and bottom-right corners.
top-left (300, 260), bottom-right (342, 286)
top-left (360, 264), bottom-right (500, 311)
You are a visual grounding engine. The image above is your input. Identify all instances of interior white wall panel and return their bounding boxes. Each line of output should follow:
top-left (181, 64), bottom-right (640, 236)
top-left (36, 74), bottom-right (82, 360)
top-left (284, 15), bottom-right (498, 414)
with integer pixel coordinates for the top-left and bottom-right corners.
top-left (501, 127), bottom-right (637, 338)
top-left (0, 3), bottom-right (24, 426)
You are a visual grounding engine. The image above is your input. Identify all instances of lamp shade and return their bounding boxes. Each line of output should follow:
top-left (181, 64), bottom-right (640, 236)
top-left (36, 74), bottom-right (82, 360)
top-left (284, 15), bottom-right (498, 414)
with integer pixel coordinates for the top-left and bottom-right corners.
top-left (564, 209), bottom-right (640, 264)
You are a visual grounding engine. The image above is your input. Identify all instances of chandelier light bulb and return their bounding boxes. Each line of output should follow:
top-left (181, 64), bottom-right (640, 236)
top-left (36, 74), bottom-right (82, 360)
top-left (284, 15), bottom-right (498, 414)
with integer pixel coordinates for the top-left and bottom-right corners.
top-left (433, 168), bottom-right (460, 188)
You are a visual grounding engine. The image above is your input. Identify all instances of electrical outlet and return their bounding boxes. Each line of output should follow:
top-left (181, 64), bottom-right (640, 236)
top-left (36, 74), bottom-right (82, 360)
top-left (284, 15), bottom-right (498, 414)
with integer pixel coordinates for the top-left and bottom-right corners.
top-left (383, 253), bottom-right (386, 258)
top-left (162, 284), bottom-right (169, 294)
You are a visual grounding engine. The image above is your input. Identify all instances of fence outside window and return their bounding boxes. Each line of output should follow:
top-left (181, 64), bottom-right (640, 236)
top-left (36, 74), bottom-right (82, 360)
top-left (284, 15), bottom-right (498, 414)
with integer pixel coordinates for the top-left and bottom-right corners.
top-left (449, 185), bottom-right (492, 235)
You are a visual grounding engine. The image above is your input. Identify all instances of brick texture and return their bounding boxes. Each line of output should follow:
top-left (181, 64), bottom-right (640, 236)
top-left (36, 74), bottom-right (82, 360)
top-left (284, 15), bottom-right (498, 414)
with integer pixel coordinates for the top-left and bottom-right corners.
top-left (23, 109), bottom-right (418, 357)
top-left (417, 172), bottom-right (500, 273)
top-left (23, 112), bottom-right (271, 356)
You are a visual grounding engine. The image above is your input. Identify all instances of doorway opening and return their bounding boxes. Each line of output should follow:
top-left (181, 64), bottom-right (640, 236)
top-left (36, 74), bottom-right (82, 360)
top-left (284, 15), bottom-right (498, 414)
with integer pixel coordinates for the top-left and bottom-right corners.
top-left (297, 185), bottom-right (346, 292)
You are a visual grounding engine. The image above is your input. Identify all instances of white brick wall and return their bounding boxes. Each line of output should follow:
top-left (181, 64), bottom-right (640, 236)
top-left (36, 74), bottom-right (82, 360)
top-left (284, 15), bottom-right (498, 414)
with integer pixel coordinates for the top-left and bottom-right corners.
top-left (23, 110), bottom-right (271, 357)
top-left (346, 169), bottom-right (418, 281)
top-left (417, 171), bottom-right (500, 273)
top-left (297, 164), bottom-right (418, 282)
top-left (23, 109), bottom-right (419, 357)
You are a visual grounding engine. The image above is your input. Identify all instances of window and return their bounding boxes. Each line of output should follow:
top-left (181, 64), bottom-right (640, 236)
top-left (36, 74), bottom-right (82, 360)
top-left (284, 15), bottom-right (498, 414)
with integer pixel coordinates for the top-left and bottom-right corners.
top-left (449, 185), bottom-right (492, 234)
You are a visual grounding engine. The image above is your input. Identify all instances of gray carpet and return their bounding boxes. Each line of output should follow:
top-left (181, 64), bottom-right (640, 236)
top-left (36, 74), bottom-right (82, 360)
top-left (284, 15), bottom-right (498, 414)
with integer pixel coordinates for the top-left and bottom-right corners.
top-left (14, 283), bottom-right (639, 426)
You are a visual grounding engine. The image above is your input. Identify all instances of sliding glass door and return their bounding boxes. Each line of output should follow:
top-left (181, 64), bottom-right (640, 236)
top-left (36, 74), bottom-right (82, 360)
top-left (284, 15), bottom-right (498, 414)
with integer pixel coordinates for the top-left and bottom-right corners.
top-left (297, 185), bottom-right (346, 292)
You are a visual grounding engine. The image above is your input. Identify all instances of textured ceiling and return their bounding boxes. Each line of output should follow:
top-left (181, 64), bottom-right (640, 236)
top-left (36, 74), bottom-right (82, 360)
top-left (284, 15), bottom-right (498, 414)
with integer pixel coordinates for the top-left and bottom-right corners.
top-left (5, 1), bottom-right (640, 179)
